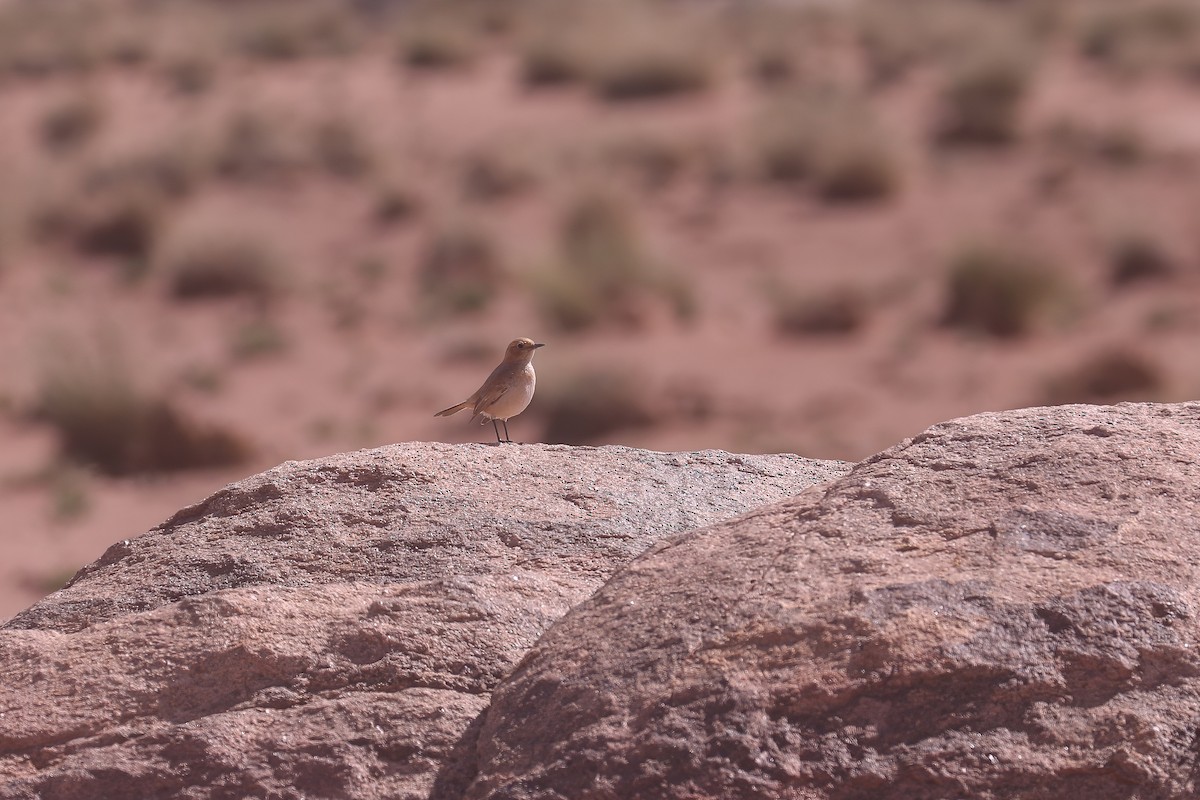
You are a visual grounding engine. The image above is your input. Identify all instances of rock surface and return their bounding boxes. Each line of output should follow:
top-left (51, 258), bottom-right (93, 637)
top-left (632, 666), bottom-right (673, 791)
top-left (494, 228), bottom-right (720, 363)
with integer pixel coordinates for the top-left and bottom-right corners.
top-left (462, 403), bottom-right (1200, 800)
top-left (0, 443), bottom-right (846, 800)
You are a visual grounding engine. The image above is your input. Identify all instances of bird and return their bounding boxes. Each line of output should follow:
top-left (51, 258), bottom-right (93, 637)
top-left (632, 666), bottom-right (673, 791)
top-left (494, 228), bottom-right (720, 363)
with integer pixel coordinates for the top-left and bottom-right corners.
top-left (435, 337), bottom-right (545, 443)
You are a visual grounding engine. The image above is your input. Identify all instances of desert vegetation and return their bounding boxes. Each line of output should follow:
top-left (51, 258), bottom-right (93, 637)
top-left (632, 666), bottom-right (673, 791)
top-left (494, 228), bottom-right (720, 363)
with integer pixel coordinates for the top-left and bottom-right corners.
top-left (1, 0), bottom-right (1198, 614)
top-left (941, 244), bottom-right (1063, 339)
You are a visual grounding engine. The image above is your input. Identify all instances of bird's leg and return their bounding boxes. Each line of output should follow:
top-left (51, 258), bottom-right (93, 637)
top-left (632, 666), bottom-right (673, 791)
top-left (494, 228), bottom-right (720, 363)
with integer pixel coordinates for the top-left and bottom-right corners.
top-left (502, 420), bottom-right (511, 443)
top-left (492, 419), bottom-right (502, 444)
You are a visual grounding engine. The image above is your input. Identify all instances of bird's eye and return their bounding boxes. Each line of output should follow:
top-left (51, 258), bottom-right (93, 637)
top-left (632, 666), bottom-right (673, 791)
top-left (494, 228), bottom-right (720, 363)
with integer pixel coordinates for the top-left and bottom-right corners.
top-left (517, 342), bottom-right (526, 348)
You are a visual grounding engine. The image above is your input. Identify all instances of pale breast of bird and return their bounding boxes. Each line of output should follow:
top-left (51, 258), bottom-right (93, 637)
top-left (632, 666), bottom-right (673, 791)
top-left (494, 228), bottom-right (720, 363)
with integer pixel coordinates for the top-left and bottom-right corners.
top-left (480, 364), bottom-right (536, 421)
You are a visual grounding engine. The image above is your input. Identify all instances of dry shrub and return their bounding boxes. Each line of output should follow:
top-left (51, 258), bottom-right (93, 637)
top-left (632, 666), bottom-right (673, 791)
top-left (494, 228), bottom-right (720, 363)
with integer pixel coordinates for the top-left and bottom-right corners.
top-left (518, 2), bottom-right (711, 99)
top-left (539, 369), bottom-right (656, 444)
top-left (374, 182), bottom-right (421, 225)
top-left (1043, 118), bottom-right (1146, 166)
top-left (461, 149), bottom-right (536, 201)
top-left (605, 136), bottom-right (689, 191)
top-left (757, 92), bottom-right (898, 202)
top-left (518, 2), bottom-right (602, 88)
top-left (727, 3), bottom-right (811, 86)
top-left (1109, 234), bottom-right (1176, 287)
top-left (418, 224), bottom-right (503, 314)
top-left (590, 40), bottom-right (711, 101)
top-left (535, 192), bottom-right (694, 331)
top-left (1044, 348), bottom-right (1164, 405)
top-left (231, 1), bottom-right (361, 61)
top-left (398, 18), bottom-right (476, 70)
top-left (1092, 126), bottom-right (1146, 165)
top-left (942, 244), bottom-right (1060, 338)
top-left (48, 464), bottom-right (90, 521)
top-left (774, 286), bottom-right (869, 337)
top-left (751, 55), bottom-right (794, 87)
top-left (0, 3), bottom-right (103, 77)
top-left (934, 44), bottom-right (1031, 146)
top-left (157, 219), bottom-right (283, 302)
top-left (83, 145), bottom-right (201, 200)
top-left (214, 110), bottom-right (306, 182)
top-left (859, 3), bottom-right (932, 85)
top-left (230, 319), bottom-right (290, 361)
top-left (1081, 3), bottom-right (1200, 76)
top-left (857, 0), bottom-right (1014, 85)
top-left (313, 117), bottom-right (373, 179)
top-left (39, 95), bottom-right (104, 153)
top-left (521, 36), bottom-right (589, 87)
top-left (106, 34), bottom-right (149, 67)
top-left (163, 55), bottom-right (216, 96)
top-left (66, 145), bottom-right (201, 264)
top-left (35, 339), bottom-right (250, 476)
top-left (585, 2), bottom-right (713, 101)
top-left (74, 189), bottom-right (163, 262)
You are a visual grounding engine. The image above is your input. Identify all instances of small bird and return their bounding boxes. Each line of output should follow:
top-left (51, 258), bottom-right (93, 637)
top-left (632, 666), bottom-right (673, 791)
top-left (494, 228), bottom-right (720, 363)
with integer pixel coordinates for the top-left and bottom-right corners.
top-left (435, 337), bottom-right (545, 443)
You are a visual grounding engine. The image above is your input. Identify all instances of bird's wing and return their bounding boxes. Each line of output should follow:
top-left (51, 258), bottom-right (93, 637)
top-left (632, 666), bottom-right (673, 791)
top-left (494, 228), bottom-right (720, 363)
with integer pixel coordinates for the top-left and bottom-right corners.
top-left (470, 380), bottom-right (511, 422)
top-left (467, 362), bottom-right (515, 421)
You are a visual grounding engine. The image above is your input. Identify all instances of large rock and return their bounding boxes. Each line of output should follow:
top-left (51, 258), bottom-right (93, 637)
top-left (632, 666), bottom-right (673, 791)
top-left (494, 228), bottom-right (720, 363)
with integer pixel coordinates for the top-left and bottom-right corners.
top-left (462, 403), bottom-right (1200, 799)
top-left (0, 443), bottom-right (846, 800)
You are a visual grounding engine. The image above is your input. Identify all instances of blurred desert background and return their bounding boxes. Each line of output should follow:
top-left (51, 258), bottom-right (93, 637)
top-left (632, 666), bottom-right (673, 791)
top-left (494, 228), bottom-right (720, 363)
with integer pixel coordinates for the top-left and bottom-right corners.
top-left (2, 0), bottom-right (1199, 619)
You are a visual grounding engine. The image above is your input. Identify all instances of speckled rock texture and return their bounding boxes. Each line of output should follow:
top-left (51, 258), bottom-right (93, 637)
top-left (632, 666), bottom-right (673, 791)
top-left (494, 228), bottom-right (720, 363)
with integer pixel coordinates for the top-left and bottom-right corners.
top-left (0, 443), bottom-right (846, 800)
top-left (460, 403), bottom-right (1200, 800)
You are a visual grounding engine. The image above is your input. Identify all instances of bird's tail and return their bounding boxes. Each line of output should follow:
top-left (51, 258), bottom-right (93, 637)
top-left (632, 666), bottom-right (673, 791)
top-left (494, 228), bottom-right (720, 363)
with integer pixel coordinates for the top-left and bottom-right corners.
top-left (434, 401), bottom-right (470, 417)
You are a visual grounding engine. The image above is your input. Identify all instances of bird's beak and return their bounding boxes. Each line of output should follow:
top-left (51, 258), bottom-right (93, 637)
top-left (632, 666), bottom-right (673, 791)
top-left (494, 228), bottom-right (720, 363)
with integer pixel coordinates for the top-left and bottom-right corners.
top-left (533, 342), bottom-right (546, 348)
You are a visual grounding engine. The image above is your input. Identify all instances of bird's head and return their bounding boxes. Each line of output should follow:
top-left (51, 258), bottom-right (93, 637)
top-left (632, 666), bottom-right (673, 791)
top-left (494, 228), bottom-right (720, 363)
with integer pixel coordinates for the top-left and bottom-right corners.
top-left (504, 337), bottom-right (545, 363)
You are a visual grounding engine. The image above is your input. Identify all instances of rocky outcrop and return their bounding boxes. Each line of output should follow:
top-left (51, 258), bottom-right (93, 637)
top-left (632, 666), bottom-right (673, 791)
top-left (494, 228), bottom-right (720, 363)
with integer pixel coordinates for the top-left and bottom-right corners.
top-left (7, 404), bottom-right (1200, 800)
top-left (0, 443), bottom-right (846, 800)
top-left (462, 403), bottom-right (1200, 799)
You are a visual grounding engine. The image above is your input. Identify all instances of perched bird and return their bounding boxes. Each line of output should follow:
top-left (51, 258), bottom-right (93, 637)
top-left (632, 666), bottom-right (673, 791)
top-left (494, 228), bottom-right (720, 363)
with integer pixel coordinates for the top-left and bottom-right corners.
top-left (435, 337), bottom-right (545, 443)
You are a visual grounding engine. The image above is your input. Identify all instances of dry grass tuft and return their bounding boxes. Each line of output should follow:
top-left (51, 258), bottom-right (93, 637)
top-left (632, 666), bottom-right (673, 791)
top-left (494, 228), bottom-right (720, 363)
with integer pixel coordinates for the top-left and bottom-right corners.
top-left (461, 149), bottom-right (537, 201)
top-left (1044, 347), bottom-right (1164, 405)
top-left (583, 3), bottom-right (714, 101)
top-left (230, 319), bottom-right (290, 361)
top-left (1108, 234), bottom-right (1176, 287)
top-left (57, 145), bottom-right (203, 266)
top-left (35, 338), bottom-right (251, 476)
top-left (48, 464), bottom-right (90, 521)
top-left (535, 192), bottom-right (694, 331)
top-left (83, 145), bottom-right (201, 201)
top-left (373, 182), bottom-right (421, 226)
top-left (934, 42), bottom-right (1031, 146)
top-left (157, 219), bottom-right (284, 303)
top-left (941, 244), bottom-right (1060, 338)
top-left (858, 4), bottom-right (931, 85)
top-left (1043, 118), bottom-right (1147, 166)
top-left (73, 189), bottom-right (163, 263)
top-left (605, 136), bottom-right (690, 191)
top-left (39, 95), bottom-right (104, 153)
top-left (590, 40), bottom-right (711, 101)
top-left (1080, 3), bottom-right (1200, 77)
top-left (757, 92), bottom-right (899, 202)
top-left (231, 1), bottom-right (361, 61)
top-left (539, 368), bottom-right (656, 444)
top-left (312, 117), bottom-right (373, 179)
top-left (857, 1), bottom-right (1019, 85)
top-left (417, 224), bottom-right (504, 314)
top-left (773, 285), bottom-right (870, 337)
top-left (213, 110), bottom-right (306, 182)
top-left (398, 18), bottom-right (476, 70)
top-left (0, 3), bottom-right (103, 77)
top-left (162, 55), bottom-right (216, 95)
top-left (521, 35), bottom-right (589, 87)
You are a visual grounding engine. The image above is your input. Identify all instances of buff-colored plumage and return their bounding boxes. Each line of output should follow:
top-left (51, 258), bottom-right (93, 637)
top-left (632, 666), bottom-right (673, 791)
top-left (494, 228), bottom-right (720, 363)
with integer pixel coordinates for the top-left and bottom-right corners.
top-left (435, 337), bottom-right (545, 443)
